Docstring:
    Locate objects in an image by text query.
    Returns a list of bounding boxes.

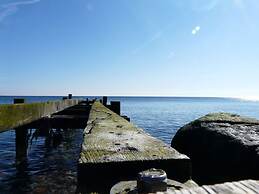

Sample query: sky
[0,0,259,98]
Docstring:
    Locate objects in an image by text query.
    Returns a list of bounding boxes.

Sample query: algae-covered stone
[171,113,259,184]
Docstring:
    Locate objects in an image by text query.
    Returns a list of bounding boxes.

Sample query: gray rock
[171,113,259,184]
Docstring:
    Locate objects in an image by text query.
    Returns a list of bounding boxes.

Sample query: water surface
[1,96,259,193]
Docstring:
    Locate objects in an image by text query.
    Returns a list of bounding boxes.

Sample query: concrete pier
[78,101,191,192]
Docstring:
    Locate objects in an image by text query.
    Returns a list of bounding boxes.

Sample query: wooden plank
[179,189,192,194]
[167,180,259,194]
[190,187,208,194]
[212,182,247,194]
[78,101,191,192]
[113,180,259,194]
[239,181,257,193]
[233,181,256,193]
[241,180,259,193]
[202,185,217,194]
[224,182,246,193]
[173,190,184,194]
[0,99,81,132]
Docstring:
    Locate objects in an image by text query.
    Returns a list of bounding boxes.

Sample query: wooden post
[110,101,120,115]
[15,127,28,163]
[13,98,25,104]
[14,99,28,163]
[68,94,72,99]
[103,96,107,106]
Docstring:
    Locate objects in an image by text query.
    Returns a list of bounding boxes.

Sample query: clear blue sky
[1,0,259,98]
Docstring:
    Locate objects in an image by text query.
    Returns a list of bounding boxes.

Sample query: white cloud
[0,0,40,22]
[192,26,201,35]
[0,6,17,22]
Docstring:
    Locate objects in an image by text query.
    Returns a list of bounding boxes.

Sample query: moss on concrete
[0,99,80,132]
[80,101,189,164]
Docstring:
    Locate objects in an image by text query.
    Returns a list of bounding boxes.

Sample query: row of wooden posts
[10,94,124,164]
[13,94,75,163]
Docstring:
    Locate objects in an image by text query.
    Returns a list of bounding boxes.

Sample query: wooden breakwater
[0,96,84,164]
[78,101,191,193]
[0,98,81,132]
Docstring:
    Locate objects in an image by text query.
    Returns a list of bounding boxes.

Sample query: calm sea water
[1,96,259,193]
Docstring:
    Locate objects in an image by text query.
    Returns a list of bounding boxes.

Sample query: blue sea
[1,96,259,193]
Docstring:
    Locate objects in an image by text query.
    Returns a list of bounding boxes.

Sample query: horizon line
[0,94,251,99]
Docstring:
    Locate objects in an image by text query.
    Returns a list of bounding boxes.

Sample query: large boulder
[171,113,259,184]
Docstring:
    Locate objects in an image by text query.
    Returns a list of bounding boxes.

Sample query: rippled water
[0,128,83,194]
[1,96,259,193]
[119,97,259,144]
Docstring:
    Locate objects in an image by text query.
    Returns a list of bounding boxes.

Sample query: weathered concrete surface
[78,102,191,193]
[171,113,259,184]
[0,99,81,132]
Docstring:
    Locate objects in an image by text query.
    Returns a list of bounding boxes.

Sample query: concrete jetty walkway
[78,101,191,192]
